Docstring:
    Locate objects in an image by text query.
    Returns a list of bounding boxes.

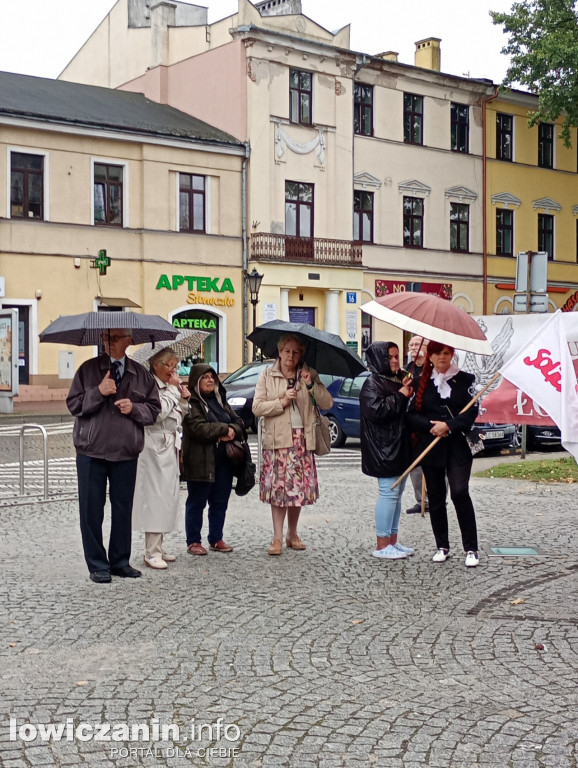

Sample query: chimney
[414,37,441,71]
[255,0,302,17]
[378,51,399,62]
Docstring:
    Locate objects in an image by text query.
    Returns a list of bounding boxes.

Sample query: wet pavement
[0,415,576,767]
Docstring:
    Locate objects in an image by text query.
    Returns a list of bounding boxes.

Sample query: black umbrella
[39,311,178,347]
[247,320,366,377]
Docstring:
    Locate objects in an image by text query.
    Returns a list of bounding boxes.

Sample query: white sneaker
[162,552,176,562]
[144,556,168,570]
[432,548,450,563]
[394,542,415,556]
[372,544,407,560]
[465,551,479,567]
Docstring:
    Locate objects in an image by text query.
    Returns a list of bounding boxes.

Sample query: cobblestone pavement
[1,443,577,767]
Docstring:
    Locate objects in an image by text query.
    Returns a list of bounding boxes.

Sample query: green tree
[491,0,578,146]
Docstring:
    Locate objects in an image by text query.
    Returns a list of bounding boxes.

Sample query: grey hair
[149,347,178,373]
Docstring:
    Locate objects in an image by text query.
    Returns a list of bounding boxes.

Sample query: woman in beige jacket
[252,334,333,555]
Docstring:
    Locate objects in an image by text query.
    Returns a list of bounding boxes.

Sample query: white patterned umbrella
[130,329,209,366]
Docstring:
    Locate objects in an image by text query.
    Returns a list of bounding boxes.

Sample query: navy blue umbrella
[247,320,365,377]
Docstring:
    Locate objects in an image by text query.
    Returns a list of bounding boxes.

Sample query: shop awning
[97,297,141,308]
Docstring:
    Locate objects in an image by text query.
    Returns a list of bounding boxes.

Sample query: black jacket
[360,342,410,478]
[181,363,244,483]
[407,369,478,468]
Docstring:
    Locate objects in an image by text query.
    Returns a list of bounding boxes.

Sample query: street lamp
[246,267,264,360]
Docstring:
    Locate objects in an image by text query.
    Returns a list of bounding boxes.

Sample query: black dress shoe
[406,503,422,514]
[110,565,142,578]
[90,570,112,584]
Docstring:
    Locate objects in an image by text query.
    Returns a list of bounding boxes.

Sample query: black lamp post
[246,267,264,360]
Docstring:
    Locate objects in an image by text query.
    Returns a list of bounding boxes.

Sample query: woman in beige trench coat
[132,348,190,569]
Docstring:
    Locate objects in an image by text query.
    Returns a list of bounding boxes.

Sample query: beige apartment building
[61,0,496,354]
[0,71,246,394]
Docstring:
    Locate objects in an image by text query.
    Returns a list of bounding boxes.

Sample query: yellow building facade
[0,72,247,395]
[485,91,578,315]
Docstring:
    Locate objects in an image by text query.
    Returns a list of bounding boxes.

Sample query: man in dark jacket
[67,329,161,583]
[360,342,414,560]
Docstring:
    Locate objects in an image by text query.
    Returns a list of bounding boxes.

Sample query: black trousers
[76,454,138,573]
[423,460,478,553]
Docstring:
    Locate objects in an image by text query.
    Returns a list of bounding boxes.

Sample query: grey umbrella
[39,311,178,346]
[247,320,366,377]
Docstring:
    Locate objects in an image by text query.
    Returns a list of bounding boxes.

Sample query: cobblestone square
[1,439,577,767]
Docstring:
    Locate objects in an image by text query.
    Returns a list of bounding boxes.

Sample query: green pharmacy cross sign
[91,250,111,275]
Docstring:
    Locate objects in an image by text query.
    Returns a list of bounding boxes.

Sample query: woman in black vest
[408,340,480,567]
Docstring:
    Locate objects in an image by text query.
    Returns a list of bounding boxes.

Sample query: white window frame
[6,146,50,221]
[176,172,211,234]
[91,157,129,228]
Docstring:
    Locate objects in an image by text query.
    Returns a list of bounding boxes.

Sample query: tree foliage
[491,0,578,146]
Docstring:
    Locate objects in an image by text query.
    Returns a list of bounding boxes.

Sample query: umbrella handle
[392,372,500,489]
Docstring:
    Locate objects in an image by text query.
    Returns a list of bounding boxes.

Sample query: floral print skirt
[260,428,319,507]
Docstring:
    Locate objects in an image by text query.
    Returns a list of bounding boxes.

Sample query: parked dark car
[513,424,562,450]
[475,422,517,452]
[321,372,369,447]
[222,360,275,432]
[223,360,340,433]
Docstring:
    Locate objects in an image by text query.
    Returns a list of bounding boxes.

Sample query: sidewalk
[0,399,72,425]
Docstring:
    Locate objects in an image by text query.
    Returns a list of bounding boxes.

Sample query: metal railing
[19,424,49,500]
[250,233,363,266]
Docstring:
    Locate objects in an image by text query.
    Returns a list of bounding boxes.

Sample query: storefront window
[171,309,219,374]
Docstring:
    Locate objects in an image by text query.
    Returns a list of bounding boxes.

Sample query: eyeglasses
[162,362,178,371]
[102,334,130,343]
[200,374,215,381]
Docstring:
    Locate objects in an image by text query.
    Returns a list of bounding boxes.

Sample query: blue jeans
[375,475,407,538]
[185,460,234,546]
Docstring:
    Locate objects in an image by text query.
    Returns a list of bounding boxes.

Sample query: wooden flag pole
[392,372,501,489]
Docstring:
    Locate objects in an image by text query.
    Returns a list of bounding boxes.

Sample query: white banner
[454,313,578,440]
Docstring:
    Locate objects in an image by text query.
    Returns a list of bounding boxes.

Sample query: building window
[538,123,554,168]
[285,181,313,237]
[354,83,373,136]
[451,103,469,153]
[353,190,374,242]
[179,174,206,232]
[289,69,312,126]
[403,196,424,247]
[496,208,513,256]
[94,163,123,226]
[450,203,469,252]
[496,113,513,161]
[10,152,44,219]
[538,213,554,260]
[404,94,423,145]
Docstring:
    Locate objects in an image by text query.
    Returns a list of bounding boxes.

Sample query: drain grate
[482,544,544,557]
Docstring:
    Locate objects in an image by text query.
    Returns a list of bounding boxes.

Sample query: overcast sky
[0,0,514,84]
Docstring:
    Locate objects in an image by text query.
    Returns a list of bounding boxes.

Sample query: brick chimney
[414,38,441,71]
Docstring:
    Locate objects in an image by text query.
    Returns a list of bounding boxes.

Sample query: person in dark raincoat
[360,341,415,560]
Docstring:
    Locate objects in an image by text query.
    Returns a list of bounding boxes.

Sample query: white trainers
[394,542,415,556]
[465,551,479,567]
[144,556,168,570]
[432,548,450,563]
[372,544,407,560]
